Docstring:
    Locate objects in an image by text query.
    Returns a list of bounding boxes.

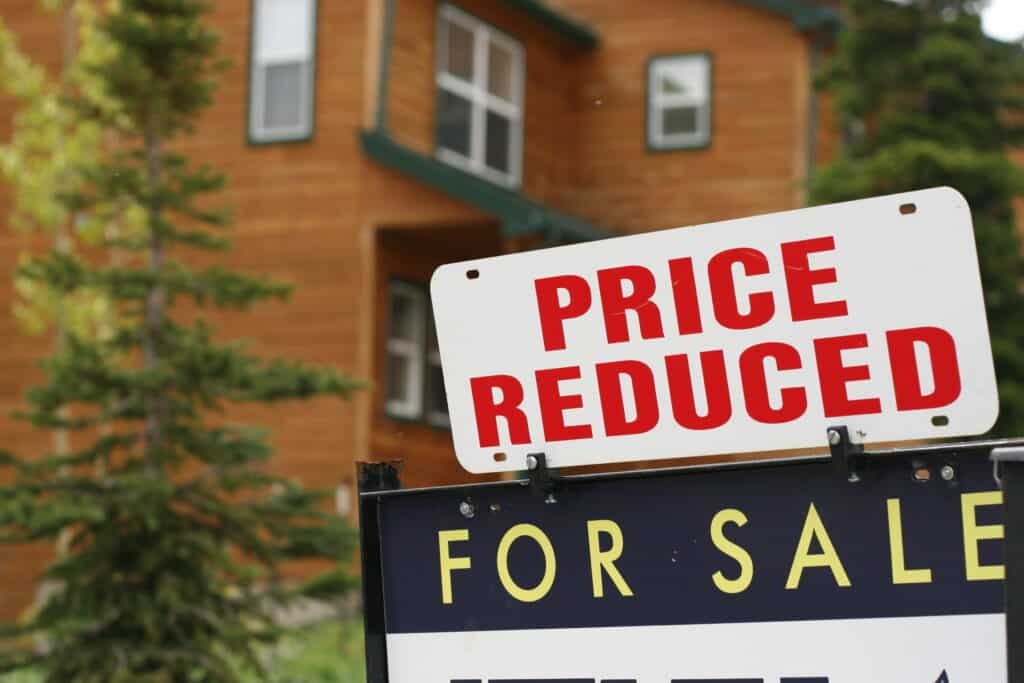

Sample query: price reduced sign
[430,188,999,473]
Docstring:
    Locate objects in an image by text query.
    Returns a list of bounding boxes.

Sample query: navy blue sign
[376,456,1004,635]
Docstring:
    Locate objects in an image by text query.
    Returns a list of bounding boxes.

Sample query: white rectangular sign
[431,187,998,473]
[387,617,1005,682]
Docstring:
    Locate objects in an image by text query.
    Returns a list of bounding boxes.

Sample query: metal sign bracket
[525,452,560,503]
[828,425,865,483]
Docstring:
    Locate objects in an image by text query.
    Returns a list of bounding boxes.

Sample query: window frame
[248,0,318,144]
[646,52,714,152]
[384,281,427,420]
[424,314,450,428]
[384,280,450,429]
[434,3,525,188]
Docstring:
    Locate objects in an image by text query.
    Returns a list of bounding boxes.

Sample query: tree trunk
[52,0,77,560]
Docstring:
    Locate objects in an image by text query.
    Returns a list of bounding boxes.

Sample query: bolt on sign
[359,445,1007,682]
[430,187,999,473]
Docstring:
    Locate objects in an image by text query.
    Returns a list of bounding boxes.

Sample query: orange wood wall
[0,0,837,621]
[558,0,815,232]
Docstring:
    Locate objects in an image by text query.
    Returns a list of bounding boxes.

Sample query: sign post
[994,447,1024,681]
[359,189,1019,682]
[359,439,1019,682]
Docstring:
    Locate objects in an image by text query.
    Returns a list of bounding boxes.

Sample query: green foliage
[0,0,137,341]
[0,1,362,681]
[0,619,367,683]
[811,0,1024,435]
[241,619,366,683]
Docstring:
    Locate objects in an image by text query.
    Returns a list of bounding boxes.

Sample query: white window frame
[425,333,449,428]
[249,0,317,143]
[647,53,713,151]
[385,282,427,420]
[435,4,525,188]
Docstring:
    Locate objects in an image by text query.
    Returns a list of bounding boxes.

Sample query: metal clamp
[357,460,402,493]
[525,453,560,503]
[991,446,1024,490]
[828,425,864,483]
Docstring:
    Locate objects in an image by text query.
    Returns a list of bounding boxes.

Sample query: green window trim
[503,0,835,44]
[502,0,600,50]
[360,130,608,244]
[375,0,398,131]
[739,0,842,33]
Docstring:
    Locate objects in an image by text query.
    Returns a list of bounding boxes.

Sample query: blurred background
[0,0,1022,680]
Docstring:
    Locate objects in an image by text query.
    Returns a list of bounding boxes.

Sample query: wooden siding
[170,0,370,502]
[0,0,839,621]
[557,0,815,232]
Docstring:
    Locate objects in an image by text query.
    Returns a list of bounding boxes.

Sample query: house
[0,0,841,620]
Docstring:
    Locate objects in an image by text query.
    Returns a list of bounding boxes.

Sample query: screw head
[459,501,476,519]
[526,454,539,471]
[828,429,842,446]
[940,465,956,481]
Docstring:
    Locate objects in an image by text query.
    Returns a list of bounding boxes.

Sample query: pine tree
[811,0,1024,436]
[0,1,360,681]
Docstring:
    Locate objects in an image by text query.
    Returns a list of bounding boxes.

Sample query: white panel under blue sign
[386,615,1004,682]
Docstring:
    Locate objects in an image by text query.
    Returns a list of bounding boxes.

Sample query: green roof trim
[361,130,608,243]
[502,0,600,50]
[740,0,842,32]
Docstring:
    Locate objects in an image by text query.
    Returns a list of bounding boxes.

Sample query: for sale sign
[370,451,1006,682]
[431,187,998,473]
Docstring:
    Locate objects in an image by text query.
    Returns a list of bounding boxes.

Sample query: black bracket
[991,446,1024,681]
[992,446,1024,490]
[357,460,402,494]
[828,425,865,483]
[525,452,560,503]
[355,460,401,683]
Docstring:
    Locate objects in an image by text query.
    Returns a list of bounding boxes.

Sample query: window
[647,53,712,151]
[385,282,449,427]
[436,5,524,187]
[425,315,449,427]
[250,0,316,143]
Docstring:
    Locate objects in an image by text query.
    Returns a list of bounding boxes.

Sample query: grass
[250,619,366,683]
[0,619,366,683]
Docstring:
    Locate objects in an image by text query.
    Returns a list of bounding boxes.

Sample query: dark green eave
[502,0,599,50]
[740,0,842,32]
[361,129,609,243]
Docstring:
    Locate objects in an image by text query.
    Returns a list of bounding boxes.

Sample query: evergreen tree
[811,0,1024,436]
[0,1,360,681]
